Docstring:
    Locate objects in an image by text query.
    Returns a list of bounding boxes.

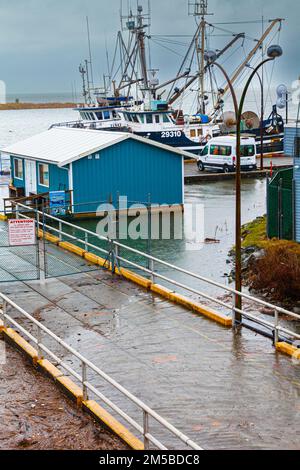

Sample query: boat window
[139,114,145,124]
[240,145,255,157]
[132,114,139,123]
[190,129,196,138]
[38,163,49,187]
[103,111,110,120]
[146,114,153,124]
[95,112,103,120]
[112,110,118,119]
[127,114,133,122]
[14,158,23,179]
[155,115,160,124]
[162,114,170,123]
[197,129,203,137]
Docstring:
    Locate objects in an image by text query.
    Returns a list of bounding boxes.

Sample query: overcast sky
[0,0,298,95]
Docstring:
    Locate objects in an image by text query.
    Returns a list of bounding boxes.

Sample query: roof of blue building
[2,128,196,166]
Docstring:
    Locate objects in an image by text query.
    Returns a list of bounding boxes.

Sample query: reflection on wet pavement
[2,267,299,450]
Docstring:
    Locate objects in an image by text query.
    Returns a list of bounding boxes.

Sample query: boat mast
[189,0,212,114]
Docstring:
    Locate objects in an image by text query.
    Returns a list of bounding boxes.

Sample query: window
[139,114,145,124]
[38,163,49,187]
[197,129,203,137]
[132,114,139,123]
[190,129,196,138]
[240,145,255,157]
[103,111,110,120]
[14,158,23,179]
[146,114,153,124]
[155,115,160,124]
[95,112,103,120]
[163,114,170,123]
[201,146,209,156]
[210,145,231,157]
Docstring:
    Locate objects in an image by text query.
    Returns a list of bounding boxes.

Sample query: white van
[197,136,257,173]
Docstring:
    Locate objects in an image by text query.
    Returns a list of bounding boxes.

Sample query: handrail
[13,202,300,342]
[0,292,202,451]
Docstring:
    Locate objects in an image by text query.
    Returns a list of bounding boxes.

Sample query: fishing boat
[53,0,286,157]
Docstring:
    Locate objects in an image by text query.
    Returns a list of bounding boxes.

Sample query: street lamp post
[245,64,264,170]
[205,45,283,326]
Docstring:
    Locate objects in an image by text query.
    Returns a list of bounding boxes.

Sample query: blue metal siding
[10,156,69,193]
[284,127,300,157]
[11,156,25,189]
[72,139,183,213]
[294,158,300,242]
[36,163,69,194]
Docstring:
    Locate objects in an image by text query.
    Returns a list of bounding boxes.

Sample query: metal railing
[10,202,300,345]
[0,292,202,451]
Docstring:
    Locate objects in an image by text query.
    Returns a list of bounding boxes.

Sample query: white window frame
[14,158,23,180]
[38,163,50,188]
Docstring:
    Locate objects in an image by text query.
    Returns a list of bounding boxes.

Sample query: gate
[0,216,40,282]
[267,168,294,240]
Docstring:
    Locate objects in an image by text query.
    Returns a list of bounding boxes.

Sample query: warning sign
[8,219,36,247]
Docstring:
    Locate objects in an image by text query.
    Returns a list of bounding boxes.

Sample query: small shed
[2,128,191,216]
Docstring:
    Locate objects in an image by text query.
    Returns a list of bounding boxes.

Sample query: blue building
[2,128,190,216]
[284,123,300,242]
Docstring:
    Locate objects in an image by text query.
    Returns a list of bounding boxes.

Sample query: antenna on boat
[188,0,213,115]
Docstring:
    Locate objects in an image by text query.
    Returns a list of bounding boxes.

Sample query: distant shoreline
[0,102,81,111]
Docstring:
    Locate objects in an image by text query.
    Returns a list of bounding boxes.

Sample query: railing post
[150,259,155,284]
[143,410,150,450]
[274,311,279,346]
[37,325,43,360]
[85,232,89,252]
[16,204,19,220]
[1,300,7,328]
[231,292,236,327]
[82,362,88,401]
[59,221,63,242]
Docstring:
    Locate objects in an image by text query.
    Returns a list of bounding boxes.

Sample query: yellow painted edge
[83,400,144,451]
[56,375,83,407]
[59,241,86,258]
[37,358,64,379]
[151,284,174,298]
[0,214,7,221]
[169,292,232,327]
[276,342,300,361]
[3,327,39,363]
[119,268,152,289]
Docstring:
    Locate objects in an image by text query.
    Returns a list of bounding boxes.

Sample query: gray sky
[0,0,298,94]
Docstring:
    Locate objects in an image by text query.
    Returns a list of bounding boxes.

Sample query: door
[25,160,37,196]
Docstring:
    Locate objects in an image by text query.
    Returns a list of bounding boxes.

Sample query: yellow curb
[119,268,152,289]
[276,342,300,361]
[83,400,144,451]
[44,233,60,245]
[169,292,232,327]
[151,284,174,299]
[56,375,83,407]
[59,241,86,257]
[37,359,64,380]
[84,252,102,265]
[3,327,39,363]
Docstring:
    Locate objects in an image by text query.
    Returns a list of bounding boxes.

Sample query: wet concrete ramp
[2,263,299,450]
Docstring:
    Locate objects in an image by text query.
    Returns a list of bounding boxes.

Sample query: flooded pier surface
[0,340,127,450]
[2,264,299,450]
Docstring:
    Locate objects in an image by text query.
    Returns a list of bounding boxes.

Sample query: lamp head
[267,45,283,59]
[204,50,217,64]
